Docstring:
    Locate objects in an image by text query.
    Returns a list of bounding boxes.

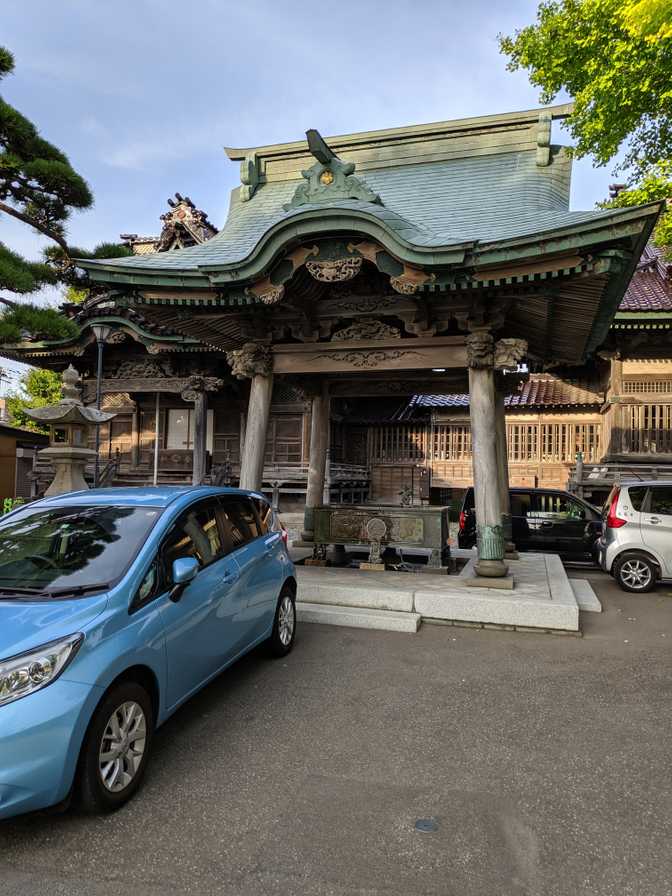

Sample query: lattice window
[431,424,472,461]
[370,425,427,462]
[571,423,601,462]
[507,423,539,462]
[265,416,303,465]
[623,380,672,394]
[626,404,672,453]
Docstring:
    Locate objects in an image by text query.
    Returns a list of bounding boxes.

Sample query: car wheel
[614,555,657,594]
[76,681,154,814]
[269,588,296,657]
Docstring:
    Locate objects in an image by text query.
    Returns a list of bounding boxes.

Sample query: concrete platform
[296,552,580,633]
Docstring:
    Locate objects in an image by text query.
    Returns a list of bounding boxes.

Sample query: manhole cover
[414,818,439,833]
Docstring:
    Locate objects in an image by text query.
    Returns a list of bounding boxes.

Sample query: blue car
[0,486,296,820]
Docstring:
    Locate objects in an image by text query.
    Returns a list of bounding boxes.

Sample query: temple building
[1,106,665,577]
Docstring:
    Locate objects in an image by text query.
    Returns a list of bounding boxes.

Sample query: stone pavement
[1,570,670,895]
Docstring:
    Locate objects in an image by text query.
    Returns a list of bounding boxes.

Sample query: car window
[649,486,672,516]
[219,497,261,549]
[253,498,273,535]
[133,561,160,609]
[626,486,649,512]
[0,504,162,594]
[510,493,533,518]
[532,493,585,520]
[163,500,223,579]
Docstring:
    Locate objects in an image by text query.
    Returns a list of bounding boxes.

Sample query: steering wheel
[25,554,59,570]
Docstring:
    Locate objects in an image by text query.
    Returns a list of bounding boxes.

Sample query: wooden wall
[0,434,17,499]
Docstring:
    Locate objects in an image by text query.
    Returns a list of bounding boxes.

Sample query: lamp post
[91,325,113,487]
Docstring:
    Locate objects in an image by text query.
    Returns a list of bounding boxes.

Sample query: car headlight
[0,634,83,708]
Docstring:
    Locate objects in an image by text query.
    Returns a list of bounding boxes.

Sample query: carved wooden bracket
[494,338,528,371]
[306,257,363,282]
[180,375,224,402]
[226,342,273,379]
[332,319,401,341]
[466,331,495,369]
[245,278,285,305]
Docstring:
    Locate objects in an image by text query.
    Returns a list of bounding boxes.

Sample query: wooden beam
[272,336,467,374]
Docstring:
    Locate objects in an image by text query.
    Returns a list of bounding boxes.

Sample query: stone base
[304,558,328,567]
[505,551,520,561]
[296,552,580,632]
[474,558,509,578]
[359,562,386,572]
[464,575,515,590]
[40,445,97,496]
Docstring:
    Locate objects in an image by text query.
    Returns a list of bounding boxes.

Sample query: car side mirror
[169,556,199,603]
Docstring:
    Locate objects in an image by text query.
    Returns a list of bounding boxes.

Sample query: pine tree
[0,47,130,340]
[0,47,92,297]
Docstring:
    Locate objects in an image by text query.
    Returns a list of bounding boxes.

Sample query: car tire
[76,681,154,815]
[268,588,296,657]
[614,554,657,594]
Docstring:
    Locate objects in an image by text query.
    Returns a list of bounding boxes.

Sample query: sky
[1,0,623,392]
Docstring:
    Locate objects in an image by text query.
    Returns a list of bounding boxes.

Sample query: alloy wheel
[98,700,147,793]
[620,559,652,591]
[278,595,295,646]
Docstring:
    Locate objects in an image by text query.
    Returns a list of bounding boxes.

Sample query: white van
[598,481,672,592]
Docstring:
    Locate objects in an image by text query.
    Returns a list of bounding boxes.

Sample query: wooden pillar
[494,375,515,554]
[192,391,208,486]
[226,344,274,492]
[466,333,527,578]
[240,372,273,490]
[131,403,140,468]
[180,378,218,487]
[303,384,330,539]
[607,354,625,457]
[468,332,507,578]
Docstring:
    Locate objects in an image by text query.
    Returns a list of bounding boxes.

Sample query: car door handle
[221,567,239,584]
[649,517,662,524]
[540,521,554,528]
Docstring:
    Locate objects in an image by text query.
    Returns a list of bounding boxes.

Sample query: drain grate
[414,818,439,833]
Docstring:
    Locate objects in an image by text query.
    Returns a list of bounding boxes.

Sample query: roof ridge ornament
[284,129,383,211]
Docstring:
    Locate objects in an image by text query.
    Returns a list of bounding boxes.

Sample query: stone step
[570,579,602,613]
[297,602,421,633]
[297,576,414,612]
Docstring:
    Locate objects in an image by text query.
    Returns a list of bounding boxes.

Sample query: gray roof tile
[91,148,619,274]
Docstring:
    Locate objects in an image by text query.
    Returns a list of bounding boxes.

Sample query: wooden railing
[98,449,121,487]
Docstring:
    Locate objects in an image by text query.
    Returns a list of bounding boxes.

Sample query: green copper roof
[79,106,659,285]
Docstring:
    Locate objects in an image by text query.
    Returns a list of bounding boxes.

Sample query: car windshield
[0,504,163,596]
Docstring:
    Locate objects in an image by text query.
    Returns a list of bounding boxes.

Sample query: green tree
[6,367,62,432]
[0,47,92,293]
[499,0,672,175]
[0,47,131,339]
[600,163,672,249]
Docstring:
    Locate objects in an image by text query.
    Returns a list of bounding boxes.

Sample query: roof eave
[74,201,662,292]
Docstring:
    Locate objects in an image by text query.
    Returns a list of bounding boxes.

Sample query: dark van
[457,487,602,560]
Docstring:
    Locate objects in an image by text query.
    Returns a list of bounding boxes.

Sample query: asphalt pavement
[1,569,671,896]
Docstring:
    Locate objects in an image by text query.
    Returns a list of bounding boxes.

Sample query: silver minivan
[598,481,672,592]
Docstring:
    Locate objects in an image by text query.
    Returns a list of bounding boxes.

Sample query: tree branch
[0,200,70,254]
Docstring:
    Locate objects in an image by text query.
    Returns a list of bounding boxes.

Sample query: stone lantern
[27,365,117,496]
